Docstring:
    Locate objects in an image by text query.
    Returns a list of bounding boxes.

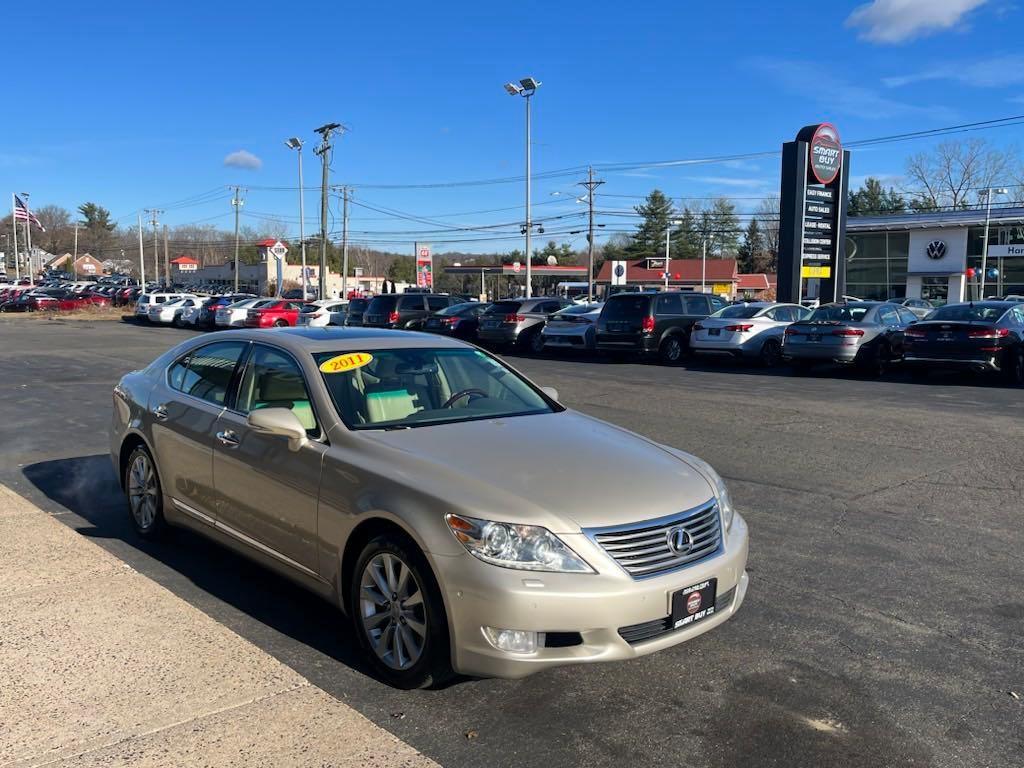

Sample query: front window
[236,345,319,434]
[315,347,557,430]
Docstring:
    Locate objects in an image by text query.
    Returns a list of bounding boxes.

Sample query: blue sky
[4,0,1023,253]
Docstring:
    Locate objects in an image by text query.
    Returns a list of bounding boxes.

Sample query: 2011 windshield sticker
[319,352,373,373]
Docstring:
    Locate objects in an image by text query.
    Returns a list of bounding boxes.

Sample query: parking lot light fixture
[664,220,681,291]
[506,76,541,297]
[285,138,308,300]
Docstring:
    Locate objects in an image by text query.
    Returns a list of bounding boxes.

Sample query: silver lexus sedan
[110,328,748,688]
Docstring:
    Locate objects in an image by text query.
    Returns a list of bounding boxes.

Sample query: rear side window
[348,298,369,312]
[878,307,899,325]
[656,294,683,314]
[426,296,448,311]
[399,296,426,311]
[603,296,650,319]
[898,308,918,325]
[169,341,249,406]
[367,295,399,314]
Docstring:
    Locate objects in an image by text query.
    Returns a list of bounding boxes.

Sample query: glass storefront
[844,231,909,300]
[966,224,1024,299]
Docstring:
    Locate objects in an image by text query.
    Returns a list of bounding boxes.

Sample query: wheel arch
[117,432,151,491]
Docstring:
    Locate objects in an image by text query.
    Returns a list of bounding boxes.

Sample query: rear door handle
[216,430,240,447]
[152,405,169,421]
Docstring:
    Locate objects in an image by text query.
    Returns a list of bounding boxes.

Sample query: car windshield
[315,347,556,430]
[809,305,870,322]
[554,304,600,316]
[436,302,478,316]
[484,300,522,316]
[603,295,650,319]
[929,303,1009,322]
[712,305,762,319]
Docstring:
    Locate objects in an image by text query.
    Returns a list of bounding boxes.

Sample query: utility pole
[163,225,169,287]
[145,209,163,287]
[10,194,19,282]
[314,122,344,299]
[230,187,244,292]
[137,214,145,287]
[341,185,350,299]
[578,166,604,301]
[73,224,79,260]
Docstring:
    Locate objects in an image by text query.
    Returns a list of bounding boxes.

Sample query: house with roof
[595,257,740,298]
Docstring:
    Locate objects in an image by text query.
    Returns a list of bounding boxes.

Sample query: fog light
[482,627,537,654]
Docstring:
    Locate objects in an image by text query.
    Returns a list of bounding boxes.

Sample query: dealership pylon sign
[777,123,851,304]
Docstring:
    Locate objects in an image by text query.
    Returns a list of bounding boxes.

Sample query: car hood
[357,410,715,532]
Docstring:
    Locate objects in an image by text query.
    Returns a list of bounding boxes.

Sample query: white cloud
[846,0,988,44]
[223,149,262,170]
[884,54,1024,88]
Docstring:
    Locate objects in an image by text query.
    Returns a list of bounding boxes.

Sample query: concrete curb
[0,484,438,768]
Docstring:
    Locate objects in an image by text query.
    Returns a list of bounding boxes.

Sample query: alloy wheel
[760,339,782,367]
[661,337,682,363]
[529,331,545,354]
[127,453,158,530]
[359,553,427,671]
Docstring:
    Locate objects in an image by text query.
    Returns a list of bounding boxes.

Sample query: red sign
[415,243,432,289]
[686,591,702,614]
[807,123,842,185]
[512,261,521,274]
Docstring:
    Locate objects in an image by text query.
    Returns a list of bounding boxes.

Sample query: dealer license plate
[670,578,718,630]
[808,333,822,342]
[708,328,721,336]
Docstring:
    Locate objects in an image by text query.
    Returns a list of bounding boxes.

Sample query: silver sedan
[110,328,748,688]
[690,302,810,367]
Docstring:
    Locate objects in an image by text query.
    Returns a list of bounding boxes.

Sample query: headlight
[682,455,735,532]
[445,514,594,573]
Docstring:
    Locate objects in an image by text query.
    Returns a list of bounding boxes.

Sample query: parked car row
[0,285,112,312]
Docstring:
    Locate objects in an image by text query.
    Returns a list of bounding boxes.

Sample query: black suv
[362,293,459,329]
[595,291,726,363]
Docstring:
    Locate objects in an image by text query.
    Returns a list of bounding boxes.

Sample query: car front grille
[618,586,736,645]
[588,500,722,579]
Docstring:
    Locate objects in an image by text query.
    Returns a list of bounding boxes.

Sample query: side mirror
[541,386,559,402]
[247,407,309,452]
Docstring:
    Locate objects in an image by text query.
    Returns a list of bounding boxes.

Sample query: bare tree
[904,139,1019,210]
[755,194,780,271]
[34,206,74,255]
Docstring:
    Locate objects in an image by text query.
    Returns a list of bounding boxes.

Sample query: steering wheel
[441,388,488,409]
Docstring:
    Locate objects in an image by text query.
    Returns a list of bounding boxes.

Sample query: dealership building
[844,206,1024,303]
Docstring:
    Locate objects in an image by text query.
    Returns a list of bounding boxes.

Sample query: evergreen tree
[671,208,701,258]
[848,177,907,216]
[737,218,764,274]
[626,190,675,258]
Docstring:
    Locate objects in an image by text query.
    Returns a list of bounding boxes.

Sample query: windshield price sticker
[319,352,373,373]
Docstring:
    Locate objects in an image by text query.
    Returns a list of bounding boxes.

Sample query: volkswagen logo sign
[614,264,625,278]
[926,240,946,260]
[667,526,693,556]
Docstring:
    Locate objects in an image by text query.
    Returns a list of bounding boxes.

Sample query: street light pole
[702,238,708,293]
[979,187,1008,300]
[285,138,308,299]
[664,219,682,291]
[505,77,541,298]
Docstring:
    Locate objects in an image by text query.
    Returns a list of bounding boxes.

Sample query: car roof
[225,326,468,353]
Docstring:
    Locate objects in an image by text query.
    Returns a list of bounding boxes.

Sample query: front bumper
[431,512,749,679]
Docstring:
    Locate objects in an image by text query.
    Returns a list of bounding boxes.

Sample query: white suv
[135,293,191,320]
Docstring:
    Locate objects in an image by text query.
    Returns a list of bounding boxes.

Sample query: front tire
[1005,346,1024,386]
[273,319,288,327]
[349,534,452,689]
[124,446,165,538]
[528,329,546,355]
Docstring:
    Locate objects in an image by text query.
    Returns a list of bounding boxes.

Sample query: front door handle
[216,430,240,447]
[152,404,169,421]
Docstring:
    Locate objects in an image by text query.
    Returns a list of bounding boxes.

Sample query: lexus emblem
[667,526,692,556]
[926,240,946,260]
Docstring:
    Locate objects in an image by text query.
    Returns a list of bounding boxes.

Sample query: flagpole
[25,208,33,280]
[10,193,19,282]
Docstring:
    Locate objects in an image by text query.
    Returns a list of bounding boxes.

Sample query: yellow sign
[319,352,373,374]
[801,265,832,279]
[712,283,731,295]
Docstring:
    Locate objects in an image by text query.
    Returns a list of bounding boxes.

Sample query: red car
[244,299,307,328]
[29,290,111,311]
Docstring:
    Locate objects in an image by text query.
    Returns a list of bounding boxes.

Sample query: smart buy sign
[808,123,842,185]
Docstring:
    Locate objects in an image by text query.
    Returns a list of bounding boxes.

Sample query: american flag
[13,195,45,231]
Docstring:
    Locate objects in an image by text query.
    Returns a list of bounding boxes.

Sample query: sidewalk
[0,484,438,768]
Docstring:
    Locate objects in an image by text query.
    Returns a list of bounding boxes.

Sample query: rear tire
[124,446,166,539]
[659,335,684,365]
[349,534,453,689]
[857,343,889,377]
[528,330,546,355]
[273,319,288,327]
[759,338,783,368]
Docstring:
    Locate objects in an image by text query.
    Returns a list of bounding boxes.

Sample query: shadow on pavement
[21,454,376,681]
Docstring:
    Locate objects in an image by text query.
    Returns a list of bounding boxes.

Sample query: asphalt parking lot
[2,317,1022,768]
